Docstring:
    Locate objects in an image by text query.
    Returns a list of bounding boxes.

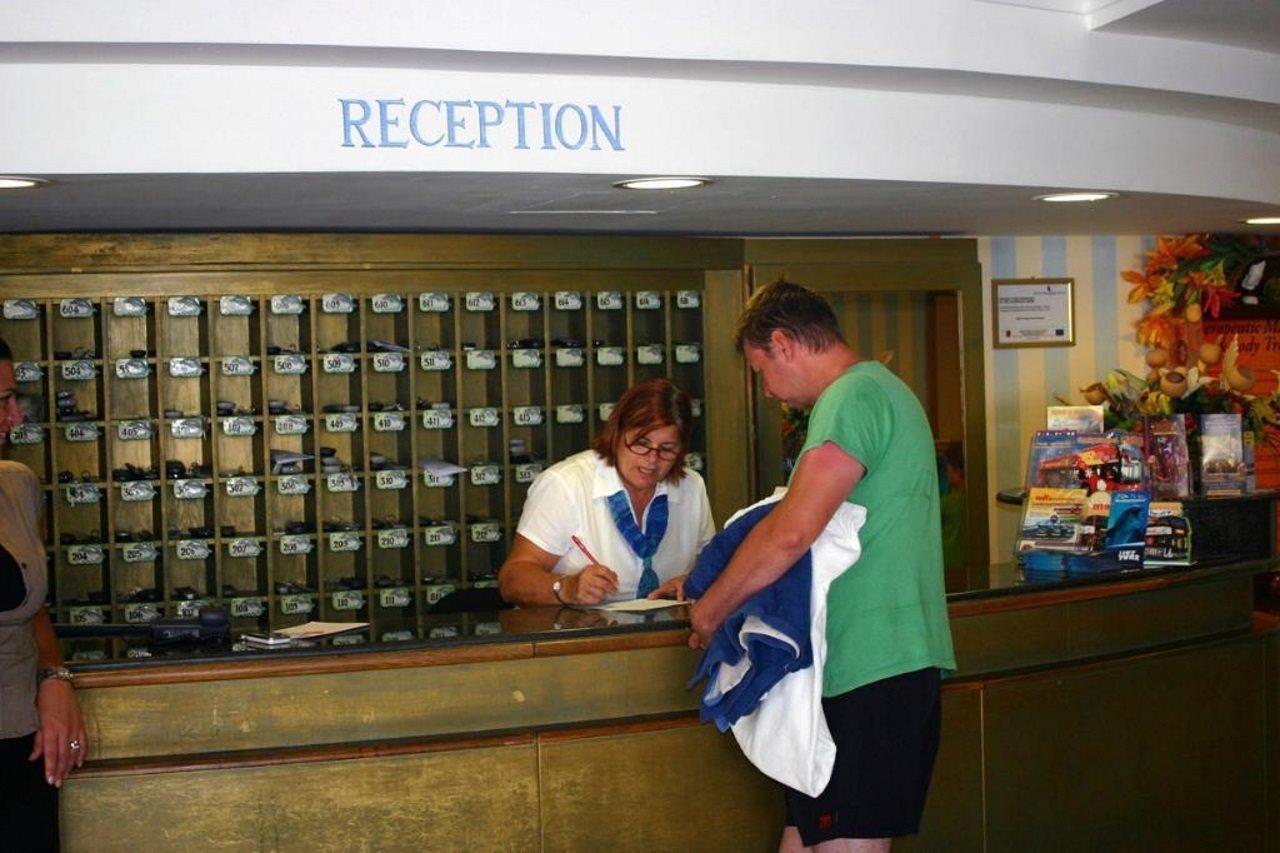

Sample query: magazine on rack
[1065,490,1151,575]
[1025,431,1081,490]
[1017,487,1088,553]
[1030,432,1145,495]
[1144,501,1191,565]
[1143,416,1191,500]
[1199,414,1246,496]
[1046,405,1105,434]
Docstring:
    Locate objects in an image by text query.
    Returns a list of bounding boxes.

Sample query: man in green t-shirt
[690,280,956,851]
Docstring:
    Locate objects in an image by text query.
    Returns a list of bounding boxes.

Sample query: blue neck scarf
[605,490,669,599]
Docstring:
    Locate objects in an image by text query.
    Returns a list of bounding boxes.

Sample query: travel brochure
[1018,487,1152,575]
[1026,431,1145,494]
[1144,502,1191,565]
[1017,487,1087,554]
[1045,405,1105,434]
[1143,416,1191,499]
[1199,413,1246,496]
[1017,406,1209,576]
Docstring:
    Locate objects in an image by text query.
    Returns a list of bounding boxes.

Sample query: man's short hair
[734,279,844,353]
[0,337,12,362]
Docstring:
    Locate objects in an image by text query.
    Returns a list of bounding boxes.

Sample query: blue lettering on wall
[474,101,504,149]
[537,103,556,151]
[504,100,535,150]
[377,99,408,148]
[409,100,444,146]
[444,100,474,149]
[339,96,623,152]
[555,104,588,150]
[339,99,375,148]
[589,105,623,151]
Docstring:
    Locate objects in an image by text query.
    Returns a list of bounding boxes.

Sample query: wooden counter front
[61,560,1280,852]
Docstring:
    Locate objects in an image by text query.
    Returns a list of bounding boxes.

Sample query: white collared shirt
[516,450,715,601]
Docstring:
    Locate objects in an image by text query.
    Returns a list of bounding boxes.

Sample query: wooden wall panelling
[314,294,358,616]
[364,294,415,609]
[1268,630,1280,851]
[357,295,375,611]
[498,292,516,562]
[105,297,162,617]
[79,645,701,760]
[219,297,266,608]
[63,740,543,853]
[504,291,548,573]
[99,299,122,617]
[583,294,598,450]
[896,687,985,853]
[445,300,467,593]
[456,289,501,587]
[0,252,746,630]
[949,571,1254,678]
[207,299,228,607]
[981,636,1268,852]
[538,720,785,853]
[701,269,748,523]
[256,298,277,615]
[0,233,743,273]
[154,302,173,612]
[546,287,590,461]
[39,304,59,602]
[298,298,322,617]
[405,292,425,599]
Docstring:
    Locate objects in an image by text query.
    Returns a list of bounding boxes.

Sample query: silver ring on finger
[69,739,82,751]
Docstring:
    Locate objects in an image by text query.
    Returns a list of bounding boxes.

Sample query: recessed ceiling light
[1033,191,1118,203]
[1241,216,1280,226]
[613,177,710,191]
[509,209,658,215]
[0,176,48,190]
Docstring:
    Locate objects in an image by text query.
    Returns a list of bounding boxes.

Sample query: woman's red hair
[591,378,694,482]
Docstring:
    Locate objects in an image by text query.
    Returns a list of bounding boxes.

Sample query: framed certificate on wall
[992,277,1075,348]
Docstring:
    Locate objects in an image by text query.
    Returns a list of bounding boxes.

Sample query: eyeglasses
[625,437,680,461]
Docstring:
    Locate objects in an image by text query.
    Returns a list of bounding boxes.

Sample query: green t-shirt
[796,361,956,695]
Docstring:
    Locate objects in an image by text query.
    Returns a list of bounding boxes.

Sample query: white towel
[717,489,865,797]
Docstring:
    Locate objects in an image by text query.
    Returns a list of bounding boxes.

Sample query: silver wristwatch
[37,666,75,686]
[552,577,567,605]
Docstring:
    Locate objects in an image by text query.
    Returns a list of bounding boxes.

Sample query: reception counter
[61,557,1280,852]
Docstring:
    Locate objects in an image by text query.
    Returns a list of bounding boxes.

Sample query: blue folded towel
[686,501,813,731]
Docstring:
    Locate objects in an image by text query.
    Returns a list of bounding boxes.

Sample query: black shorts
[785,666,942,844]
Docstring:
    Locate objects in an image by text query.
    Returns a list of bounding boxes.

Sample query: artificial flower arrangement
[1077,234,1280,441]
[780,403,810,477]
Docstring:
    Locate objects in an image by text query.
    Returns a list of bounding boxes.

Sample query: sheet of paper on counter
[276,621,370,638]
[589,599,689,613]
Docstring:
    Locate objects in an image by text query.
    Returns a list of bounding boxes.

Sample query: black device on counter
[55,605,230,644]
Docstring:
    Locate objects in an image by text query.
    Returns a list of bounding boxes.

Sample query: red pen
[571,535,601,565]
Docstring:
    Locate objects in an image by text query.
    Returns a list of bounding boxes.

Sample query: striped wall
[977,235,1154,565]
[834,291,933,421]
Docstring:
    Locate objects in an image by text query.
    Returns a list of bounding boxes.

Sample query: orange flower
[1123,269,1160,303]
[1145,234,1210,275]
[1136,312,1177,349]
[1202,281,1239,318]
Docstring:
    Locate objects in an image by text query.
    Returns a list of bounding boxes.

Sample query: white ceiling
[1091,0,1280,54]
[985,0,1280,54]
[0,0,1276,237]
[1,172,1274,237]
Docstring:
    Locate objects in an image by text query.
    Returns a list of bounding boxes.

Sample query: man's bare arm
[690,441,863,646]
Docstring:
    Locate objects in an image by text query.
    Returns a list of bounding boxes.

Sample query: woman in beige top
[0,336,87,851]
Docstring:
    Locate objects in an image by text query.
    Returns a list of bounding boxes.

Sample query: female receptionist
[498,378,714,606]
